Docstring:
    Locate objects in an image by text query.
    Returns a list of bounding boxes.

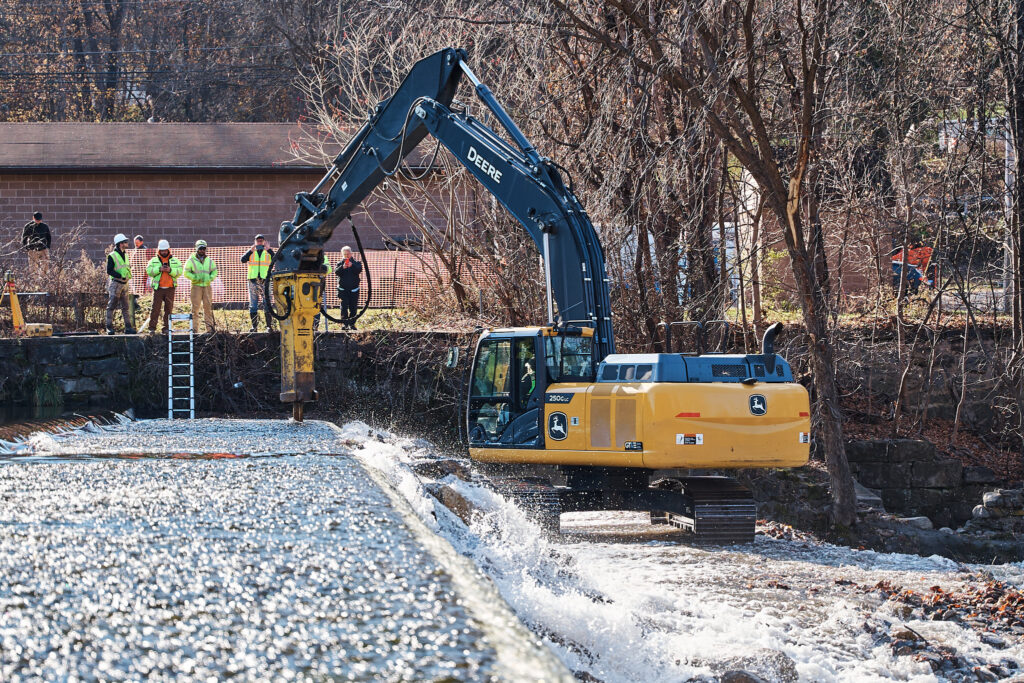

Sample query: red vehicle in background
[892,244,936,295]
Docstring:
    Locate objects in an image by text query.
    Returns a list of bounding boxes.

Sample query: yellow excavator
[270,48,810,542]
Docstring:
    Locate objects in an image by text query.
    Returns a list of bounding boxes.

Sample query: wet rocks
[711,649,798,683]
[0,335,147,408]
[412,458,472,482]
[966,487,1024,535]
[898,516,934,530]
[424,483,477,526]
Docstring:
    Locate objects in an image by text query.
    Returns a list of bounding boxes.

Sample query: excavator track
[651,477,756,545]
[492,476,562,535]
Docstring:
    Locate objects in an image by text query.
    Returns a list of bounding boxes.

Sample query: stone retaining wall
[0,335,148,409]
[0,332,470,432]
[845,438,1000,527]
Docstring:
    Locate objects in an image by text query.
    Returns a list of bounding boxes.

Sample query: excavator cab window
[468,340,512,442]
[468,335,545,447]
[544,335,595,384]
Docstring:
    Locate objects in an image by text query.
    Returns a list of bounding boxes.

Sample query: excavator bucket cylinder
[274,272,321,419]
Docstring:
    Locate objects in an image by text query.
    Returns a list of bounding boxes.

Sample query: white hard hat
[113,233,129,244]
[157,239,170,250]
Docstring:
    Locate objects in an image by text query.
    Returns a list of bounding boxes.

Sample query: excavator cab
[467,327,593,448]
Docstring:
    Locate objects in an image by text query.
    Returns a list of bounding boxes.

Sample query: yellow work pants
[190,284,215,332]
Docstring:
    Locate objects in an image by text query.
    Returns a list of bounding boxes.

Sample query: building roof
[0,122,324,172]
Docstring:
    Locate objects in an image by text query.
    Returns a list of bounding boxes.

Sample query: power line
[0,44,288,58]
[0,65,294,77]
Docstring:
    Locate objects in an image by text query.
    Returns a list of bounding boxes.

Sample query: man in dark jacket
[22,212,51,277]
[335,245,363,330]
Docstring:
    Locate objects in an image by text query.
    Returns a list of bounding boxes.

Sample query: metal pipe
[543,229,554,325]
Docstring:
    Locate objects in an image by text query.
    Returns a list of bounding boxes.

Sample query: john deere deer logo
[548,411,568,440]
[749,394,767,416]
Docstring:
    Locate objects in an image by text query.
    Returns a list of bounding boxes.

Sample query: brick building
[0,122,427,261]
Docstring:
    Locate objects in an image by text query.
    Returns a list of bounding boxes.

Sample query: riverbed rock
[413,458,472,482]
[720,672,768,683]
[983,491,1006,508]
[424,483,477,526]
[713,648,798,683]
[898,516,934,530]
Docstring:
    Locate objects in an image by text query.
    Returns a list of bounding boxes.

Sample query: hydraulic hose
[262,225,302,322]
[319,221,373,326]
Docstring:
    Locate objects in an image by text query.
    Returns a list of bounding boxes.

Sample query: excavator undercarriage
[487,465,757,544]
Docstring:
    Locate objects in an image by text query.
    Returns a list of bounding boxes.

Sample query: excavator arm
[274,47,613,419]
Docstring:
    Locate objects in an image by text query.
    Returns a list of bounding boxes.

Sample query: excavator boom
[273,48,614,417]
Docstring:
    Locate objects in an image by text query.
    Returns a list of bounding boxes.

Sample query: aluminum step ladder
[168,313,195,419]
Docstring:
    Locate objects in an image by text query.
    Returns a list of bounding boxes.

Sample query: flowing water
[4,417,1024,682]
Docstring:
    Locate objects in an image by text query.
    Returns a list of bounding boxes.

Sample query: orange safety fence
[126,246,476,309]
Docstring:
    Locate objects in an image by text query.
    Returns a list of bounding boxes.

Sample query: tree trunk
[780,199,857,527]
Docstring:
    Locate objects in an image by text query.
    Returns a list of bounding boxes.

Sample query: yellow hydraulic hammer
[273,271,321,421]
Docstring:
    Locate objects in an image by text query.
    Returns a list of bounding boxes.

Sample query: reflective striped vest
[109,250,131,281]
[248,248,272,280]
[185,254,218,286]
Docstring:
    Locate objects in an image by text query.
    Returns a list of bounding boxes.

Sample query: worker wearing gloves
[184,240,218,333]
[105,234,136,335]
[335,246,363,330]
[241,234,274,333]
[145,239,182,333]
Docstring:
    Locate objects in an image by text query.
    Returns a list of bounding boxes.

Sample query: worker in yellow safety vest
[184,239,218,333]
[145,239,183,333]
[105,233,136,335]
[241,233,274,332]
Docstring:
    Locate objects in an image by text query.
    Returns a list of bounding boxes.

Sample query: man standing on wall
[335,245,363,330]
[21,212,51,278]
[146,239,182,333]
[105,234,136,335]
[184,240,218,333]
[241,234,274,333]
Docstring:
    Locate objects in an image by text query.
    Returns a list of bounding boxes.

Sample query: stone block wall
[0,331,470,431]
[0,335,150,409]
[846,439,999,527]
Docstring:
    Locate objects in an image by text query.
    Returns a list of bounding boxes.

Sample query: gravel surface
[25,418,340,457]
[0,419,568,681]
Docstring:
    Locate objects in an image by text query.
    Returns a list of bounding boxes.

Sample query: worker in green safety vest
[241,234,274,332]
[105,233,136,335]
[184,239,218,333]
[145,239,183,334]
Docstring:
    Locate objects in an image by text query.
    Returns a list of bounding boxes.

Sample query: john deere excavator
[271,47,810,543]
